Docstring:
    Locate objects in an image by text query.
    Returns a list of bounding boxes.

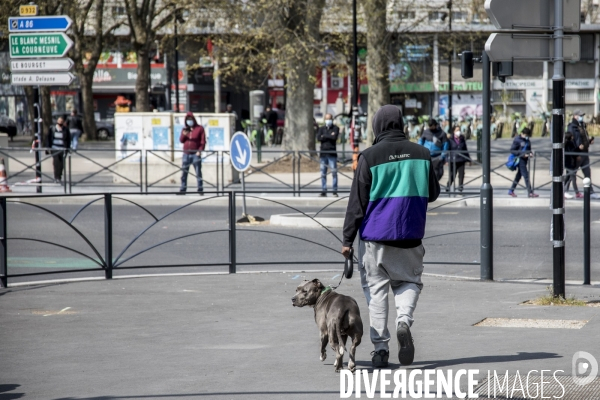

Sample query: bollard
[229,192,237,273]
[0,197,7,288]
[104,193,113,279]
[583,177,591,285]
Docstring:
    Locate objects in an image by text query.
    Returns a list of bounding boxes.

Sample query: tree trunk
[41,86,53,142]
[135,47,151,112]
[283,61,315,151]
[364,0,390,146]
[24,86,35,139]
[80,73,97,140]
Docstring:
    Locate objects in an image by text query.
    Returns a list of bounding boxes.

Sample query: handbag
[506,153,520,171]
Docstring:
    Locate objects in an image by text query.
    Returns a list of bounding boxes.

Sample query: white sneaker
[564,192,574,199]
[591,193,600,200]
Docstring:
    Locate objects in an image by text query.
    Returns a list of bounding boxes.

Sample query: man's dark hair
[428,119,438,127]
[522,128,532,136]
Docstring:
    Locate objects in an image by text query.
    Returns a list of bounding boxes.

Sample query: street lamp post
[174,9,180,112]
[447,0,453,127]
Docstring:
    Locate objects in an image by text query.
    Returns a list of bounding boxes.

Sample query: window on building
[492,91,526,103]
[111,6,126,16]
[580,34,594,61]
[428,11,447,22]
[399,11,416,20]
[566,89,594,102]
[452,11,467,22]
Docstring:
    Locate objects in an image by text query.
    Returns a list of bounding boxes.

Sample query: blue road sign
[230,132,252,172]
[9,16,73,33]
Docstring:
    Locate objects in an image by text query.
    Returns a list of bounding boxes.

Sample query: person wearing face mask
[46,116,71,184]
[316,113,340,197]
[508,127,538,198]
[446,126,471,192]
[179,112,206,195]
[568,110,599,199]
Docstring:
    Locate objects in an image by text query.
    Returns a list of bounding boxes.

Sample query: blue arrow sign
[230,132,252,172]
[8,16,73,33]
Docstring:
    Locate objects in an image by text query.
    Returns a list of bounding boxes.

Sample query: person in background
[508,127,538,198]
[179,112,206,195]
[563,131,580,199]
[68,110,83,150]
[446,125,471,192]
[418,119,448,181]
[316,113,340,197]
[47,116,71,184]
[568,110,599,199]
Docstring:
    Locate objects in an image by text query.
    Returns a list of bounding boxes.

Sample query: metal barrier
[296,150,355,195]
[0,147,66,192]
[0,190,483,287]
[68,149,143,193]
[3,147,599,195]
[145,150,219,192]
[222,150,296,193]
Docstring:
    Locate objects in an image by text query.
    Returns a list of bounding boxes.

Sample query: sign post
[7,7,75,194]
[484,0,579,298]
[230,132,263,223]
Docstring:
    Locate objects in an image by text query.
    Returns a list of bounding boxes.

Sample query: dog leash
[332,248,354,290]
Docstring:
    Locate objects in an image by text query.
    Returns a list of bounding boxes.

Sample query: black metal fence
[3,147,599,195]
[0,191,481,287]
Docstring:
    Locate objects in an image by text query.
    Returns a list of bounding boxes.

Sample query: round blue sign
[230,131,252,172]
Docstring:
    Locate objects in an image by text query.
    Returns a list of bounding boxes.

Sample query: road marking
[331,274,340,280]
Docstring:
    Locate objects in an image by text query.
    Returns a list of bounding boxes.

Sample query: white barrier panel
[114,112,173,162]
[173,113,234,163]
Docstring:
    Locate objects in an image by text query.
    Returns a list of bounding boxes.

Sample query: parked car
[52,112,114,140]
[0,115,17,141]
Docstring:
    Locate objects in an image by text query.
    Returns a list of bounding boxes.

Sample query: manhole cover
[474,318,588,329]
[474,375,600,399]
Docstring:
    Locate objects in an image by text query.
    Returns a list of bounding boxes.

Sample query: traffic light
[461,51,473,79]
[492,62,513,83]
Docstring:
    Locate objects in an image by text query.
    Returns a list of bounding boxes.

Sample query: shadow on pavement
[52,392,341,399]
[411,351,561,369]
[0,384,24,400]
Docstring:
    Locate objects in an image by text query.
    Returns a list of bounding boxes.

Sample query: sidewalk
[1,273,599,399]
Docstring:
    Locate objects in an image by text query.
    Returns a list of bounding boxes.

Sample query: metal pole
[174,15,180,112]
[583,177,591,285]
[33,87,42,193]
[0,197,7,288]
[352,0,358,110]
[229,192,236,273]
[104,193,113,280]
[241,171,247,216]
[63,150,67,194]
[448,0,453,127]
[351,0,360,173]
[552,0,566,298]
[480,50,493,281]
[68,152,72,194]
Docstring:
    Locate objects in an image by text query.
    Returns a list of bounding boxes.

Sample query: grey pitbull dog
[292,279,363,372]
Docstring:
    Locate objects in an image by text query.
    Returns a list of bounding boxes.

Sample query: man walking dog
[342,105,440,368]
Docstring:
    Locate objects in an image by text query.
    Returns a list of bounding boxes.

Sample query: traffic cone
[0,158,12,193]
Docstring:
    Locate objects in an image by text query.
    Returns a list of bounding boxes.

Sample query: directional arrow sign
[485,0,580,32]
[230,131,252,172]
[9,32,73,58]
[8,15,73,32]
[485,33,580,62]
[11,72,76,86]
[10,58,74,72]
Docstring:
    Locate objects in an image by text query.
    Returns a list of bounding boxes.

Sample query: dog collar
[321,286,332,294]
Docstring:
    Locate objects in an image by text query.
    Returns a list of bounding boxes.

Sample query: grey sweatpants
[358,240,424,352]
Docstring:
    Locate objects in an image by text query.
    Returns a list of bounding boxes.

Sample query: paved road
[1,273,599,399]
[6,200,600,285]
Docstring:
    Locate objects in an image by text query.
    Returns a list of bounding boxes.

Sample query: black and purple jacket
[343,106,440,248]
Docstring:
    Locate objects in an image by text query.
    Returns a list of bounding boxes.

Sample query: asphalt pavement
[1,272,599,399]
